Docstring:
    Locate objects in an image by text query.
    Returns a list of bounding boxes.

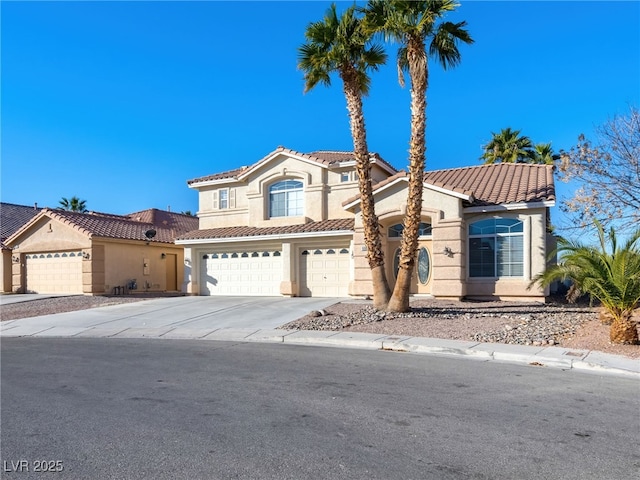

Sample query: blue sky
[2,1,638,231]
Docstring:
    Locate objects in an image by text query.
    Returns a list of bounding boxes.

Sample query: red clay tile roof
[177,218,354,241]
[1,202,42,248]
[187,146,397,185]
[425,163,555,206]
[343,163,555,207]
[127,208,199,234]
[6,208,198,246]
[186,166,250,185]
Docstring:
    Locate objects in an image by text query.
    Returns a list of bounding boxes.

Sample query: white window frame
[269,180,303,218]
[468,218,524,278]
[212,188,236,210]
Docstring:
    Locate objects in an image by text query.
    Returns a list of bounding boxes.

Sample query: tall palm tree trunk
[343,76,391,309]
[387,39,427,313]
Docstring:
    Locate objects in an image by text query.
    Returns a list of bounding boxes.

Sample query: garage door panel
[200,250,282,296]
[300,247,350,297]
[25,251,83,294]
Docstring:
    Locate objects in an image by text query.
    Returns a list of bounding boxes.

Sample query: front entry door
[389,240,433,295]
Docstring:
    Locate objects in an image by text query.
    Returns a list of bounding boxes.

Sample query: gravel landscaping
[2,294,638,359]
[281,298,640,359]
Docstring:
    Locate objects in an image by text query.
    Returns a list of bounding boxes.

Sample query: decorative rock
[284,302,597,345]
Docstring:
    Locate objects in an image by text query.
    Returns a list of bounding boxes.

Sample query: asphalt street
[2,337,639,480]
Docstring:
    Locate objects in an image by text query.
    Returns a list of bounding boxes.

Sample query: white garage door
[300,247,350,297]
[25,251,83,294]
[200,250,282,296]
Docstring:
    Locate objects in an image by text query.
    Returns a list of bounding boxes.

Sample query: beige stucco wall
[189,154,553,302]
[198,182,249,229]
[7,216,185,295]
[347,182,551,301]
[97,240,185,294]
[11,217,91,252]
[1,250,12,293]
[195,153,369,230]
[349,182,466,298]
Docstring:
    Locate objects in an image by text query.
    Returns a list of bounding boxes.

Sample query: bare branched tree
[558,105,640,233]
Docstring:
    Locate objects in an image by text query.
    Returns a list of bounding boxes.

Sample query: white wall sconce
[442,246,454,258]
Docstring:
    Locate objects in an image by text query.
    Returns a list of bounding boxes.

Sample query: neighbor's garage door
[25,251,83,294]
[200,250,282,296]
[300,247,350,297]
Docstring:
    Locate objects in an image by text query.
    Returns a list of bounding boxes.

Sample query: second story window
[212,188,235,210]
[219,189,228,209]
[269,180,303,218]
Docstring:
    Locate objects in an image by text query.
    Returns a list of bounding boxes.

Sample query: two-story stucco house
[177,146,555,301]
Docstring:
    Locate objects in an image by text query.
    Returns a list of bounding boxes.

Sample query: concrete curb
[1,325,638,378]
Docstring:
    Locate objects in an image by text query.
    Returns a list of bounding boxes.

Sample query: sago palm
[298,4,391,308]
[364,0,473,312]
[532,221,640,344]
[480,127,533,164]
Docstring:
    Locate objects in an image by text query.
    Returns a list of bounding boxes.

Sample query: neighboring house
[177,146,555,301]
[5,208,198,295]
[1,202,43,292]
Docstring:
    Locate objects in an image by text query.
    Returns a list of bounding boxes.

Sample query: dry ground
[1,294,638,359]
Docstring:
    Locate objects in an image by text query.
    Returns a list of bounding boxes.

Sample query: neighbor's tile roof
[425,163,555,206]
[187,146,397,185]
[7,208,198,246]
[1,202,42,249]
[178,218,354,241]
[127,208,199,234]
[343,163,555,207]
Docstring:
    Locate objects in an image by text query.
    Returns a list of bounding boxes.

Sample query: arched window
[388,222,432,238]
[469,218,524,278]
[269,180,303,218]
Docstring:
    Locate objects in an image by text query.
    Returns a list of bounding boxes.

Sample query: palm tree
[364,0,473,312]
[530,142,560,165]
[532,221,640,345]
[299,4,391,308]
[59,196,87,212]
[480,127,533,164]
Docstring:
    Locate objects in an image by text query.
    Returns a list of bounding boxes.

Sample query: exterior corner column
[279,242,297,297]
[182,247,197,294]
[431,218,467,300]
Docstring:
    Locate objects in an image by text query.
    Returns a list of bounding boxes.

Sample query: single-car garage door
[25,251,83,294]
[300,247,350,297]
[200,250,282,296]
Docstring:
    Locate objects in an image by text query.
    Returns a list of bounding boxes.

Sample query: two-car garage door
[25,251,83,294]
[200,250,283,296]
[199,246,350,297]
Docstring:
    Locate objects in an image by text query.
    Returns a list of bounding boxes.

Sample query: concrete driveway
[0,296,342,339]
[0,294,75,305]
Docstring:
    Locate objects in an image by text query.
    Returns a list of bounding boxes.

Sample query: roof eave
[176,229,354,245]
[343,177,473,210]
[236,148,330,181]
[464,200,556,214]
[188,177,241,189]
